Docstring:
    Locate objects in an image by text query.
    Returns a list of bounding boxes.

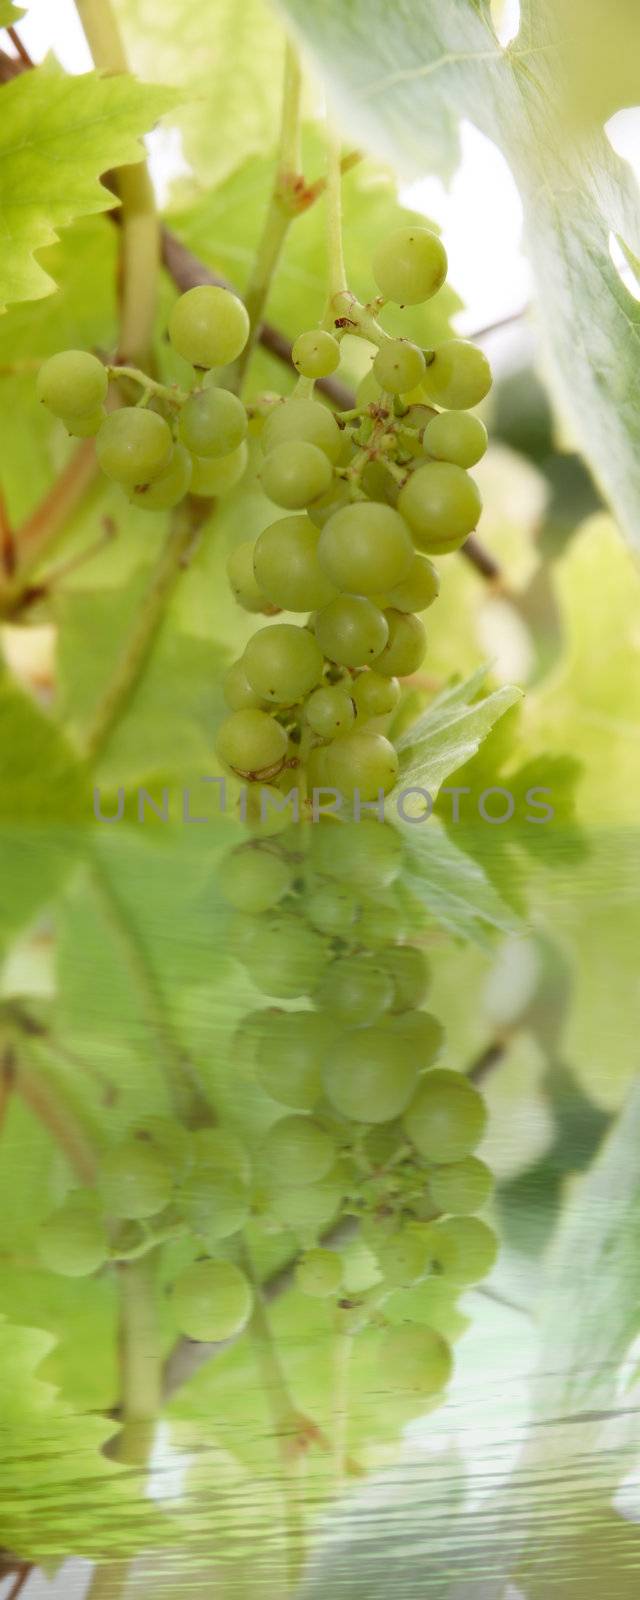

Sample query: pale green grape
[62,407,106,438]
[171,1259,252,1342]
[374,1226,430,1287]
[128,443,192,510]
[168,285,249,368]
[423,339,492,409]
[226,541,271,614]
[305,684,356,739]
[292,330,340,378]
[96,408,172,487]
[429,1216,498,1284]
[318,502,414,595]
[352,671,401,720]
[322,1026,417,1122]
[189,440,248,496]
[296,1247,343,1297]
[262,398,341,463]
[215,707,288,780]
[398,462,482,554]
[259,440,333,509]
[429,1156,494,1216]
[38,1201,108,1278]
[223,659,265,710]
[305,882,360,937]
[243,622,323,704]
[255,1009,336,1110]
[240,914,328,997]
[388,1010,444,1070]
[323,729,399,800]
[379,1324,452,1395]
[360,458,400,508]
[259,1115,335,1185]
[218,844,292,912]
[179,385,247,456]
[372,227,448,305]
[316,595,388,668]
[309,818,403,892]
[192,1127,252,1185]
[37,349,108,418]
[375,609,427,676]
[313,952,394,1025]
[307,478,352,529]
[403,1069,487,1162]
[253,515,337,611]
[99,1138,173,1219]
[373,339,426,394]
[381,944,430,1012]
[385,554,439,613]
[424,410,488,467]
[179,1170,249,1243]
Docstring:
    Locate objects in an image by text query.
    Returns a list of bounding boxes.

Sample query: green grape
[62,407,106,438]
[243,622,323,704]
[135,1116,191,1179]
[313,952,394,1025]
[307,478,352,529]
[422,339,492,410]
[99,1138,173,1219]
[322,1026,417,1123]
[379,1323,453,1395]
[38,1201,108,1278]
[189,440,248,496]
[375,609,427,677]
[192,1126,252,1185]
[265,1163,346,1234]
[259,440,333,510]
[292,330,341,378]
[360,458,400,508]
[215,707,288,780]
[218,843,291,913]
[372,339,426,394]
[171,1258,252,1342]
[296,1246,343,1297]
[168,285,250,368]
[318,502,414,595]
[323,729,399,801]
[309,817,403,892]
[381,944,430,1012]
[305,684,356,739]
[259,1115,335,1185]
[263,398,342,463]
[424,410,488,468]
[352,671,401,720]
[255,1009,336,1110]
[253,515,337,611]
[429,1156,494,1215]
[356,891,408,947]
[179,1170,249,1243]
[305,882,360,937]
[316,595,388,668]
[96,408,173,487]
[223,659,265,711]
[128,443,193,510]
[398,462,482,554]
[388,1010,444,1069]
[429,1215,498,1284]
[240,914,328,997]
[403,1069,487,1162]
[385,554,439,613]
[178,385,247,457]
[226,541,271,614]
[372,227,448,306]
[374,1226,430,1287]
[37,349,108,418]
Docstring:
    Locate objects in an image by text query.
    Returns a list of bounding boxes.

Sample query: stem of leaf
[114,1253,163,1463]
[235,41,302,392]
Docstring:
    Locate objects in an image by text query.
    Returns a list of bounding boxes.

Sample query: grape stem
[106,364,188,408]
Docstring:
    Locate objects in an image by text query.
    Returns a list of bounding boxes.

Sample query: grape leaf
[275,0,640,554]
[394,668,523,811]
[0,2,22,26]
[0,664,90,821]
[0,62,177,309]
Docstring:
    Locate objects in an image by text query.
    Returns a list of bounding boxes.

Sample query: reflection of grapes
[404,1070,487,1163]
[99,1139,173,1219]
[380,1324,453,1395]
[172,1259,253,1342]
[296,1247,343,1296]
[39,1198,108,1278]
[323,1026,417,1123]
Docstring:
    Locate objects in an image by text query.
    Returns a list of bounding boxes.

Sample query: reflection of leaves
[399,822,520,944]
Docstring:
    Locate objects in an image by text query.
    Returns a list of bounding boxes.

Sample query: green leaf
[0,2,22,26]
[275,0,640,553]
[0,665,90,821]
[394,668,523,811]
[0,62,177,309]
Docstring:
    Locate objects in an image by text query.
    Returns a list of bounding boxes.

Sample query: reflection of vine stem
[332,1324,354,1484]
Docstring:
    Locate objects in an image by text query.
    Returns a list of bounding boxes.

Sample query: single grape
[179,1170,249,1243]
[178,385,247,457]
[38,1202,108,1278]
[309,817,403,892]
[243,622,323,704]
[296,1247,343,1297]
[189,440,248,496]
[223,659,265,710]
[388,1010,444,1070]
[385,554,440,613]
[381,944,430,1012]
[262,398,341,463]
[99,1139,173,1219]
[305,882,360,937]
[259,440,333,509]
[398,462,482,553]
[305,684,356,739]
[226,542,272,614]
[265,1165,345,1234]
[424,410,488,468]
[239,914,328,998]
[96,408,173,487]
[218,843,292,913]
[375,609,427,677]
[292,330,340,378]
[374,1226,430,1288]
[62,407,106,438]
[429,1156,494,1215]
[352,671,401,721]
[168,285,250,368]
[313,952,394,1025]
[128,443,192,510]
[403,1069,487,1162]
[422,340,492,409]
[429,1216,498,1284]
[192,1126,252,1186]
[215,707,288,780]
[316,595,388,668]
[323,729,399,800]
[372,227,448,306]
[322,1026,417,1122]
[255,1009,336,1110]
[318,502,414,595]
[37,350,108,418]
[171,1258,252,1342]
[253,515,337,612]
[258,1115,335,1185]
[373,339,426,394]
[379,1324,452,1395]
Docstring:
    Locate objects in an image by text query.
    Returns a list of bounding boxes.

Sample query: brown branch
[468,1035,509,1086]
[7,25,34,67]
[0,45,28,81]
[13,441,99,577]
[0,486,16,578]
[461,531,502,582]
